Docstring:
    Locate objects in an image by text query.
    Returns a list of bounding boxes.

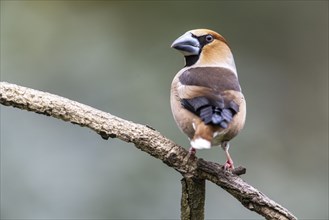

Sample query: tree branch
[181,177,205,220]
[0,81,297,220]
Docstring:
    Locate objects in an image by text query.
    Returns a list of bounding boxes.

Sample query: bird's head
[171,29,236,72]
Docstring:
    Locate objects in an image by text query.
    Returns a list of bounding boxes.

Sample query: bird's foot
[223,158,234,170]
[187,147,197,160]
[189,147,196,155]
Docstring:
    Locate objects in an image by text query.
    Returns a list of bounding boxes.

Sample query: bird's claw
[189,147,196,155]
[223,159,234,170]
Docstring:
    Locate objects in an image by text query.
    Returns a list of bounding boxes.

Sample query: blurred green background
[1,1,328,219]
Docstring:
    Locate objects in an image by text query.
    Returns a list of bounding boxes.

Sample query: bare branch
[181,177,205,220]
[0,81,297,220]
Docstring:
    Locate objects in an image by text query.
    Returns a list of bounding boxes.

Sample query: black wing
[181,96,239,129]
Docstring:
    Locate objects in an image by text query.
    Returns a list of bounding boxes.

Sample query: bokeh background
[1,1,328,219]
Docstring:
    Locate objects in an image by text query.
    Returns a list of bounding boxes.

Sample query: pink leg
[224,152,234,170]
[189,147,196,155]
[222,142,234,170]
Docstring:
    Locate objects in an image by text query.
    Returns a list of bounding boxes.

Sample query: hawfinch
[170,29,246,170]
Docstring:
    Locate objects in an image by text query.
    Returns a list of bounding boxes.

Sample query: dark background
[1,1,328,219]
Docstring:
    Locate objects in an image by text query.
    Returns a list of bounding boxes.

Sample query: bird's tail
[190,122,214,149]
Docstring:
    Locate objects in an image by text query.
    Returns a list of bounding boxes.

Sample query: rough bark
[0,81,298,220]
[181,177,205,220]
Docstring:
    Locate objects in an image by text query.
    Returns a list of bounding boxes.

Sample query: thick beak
[171,32,200,56]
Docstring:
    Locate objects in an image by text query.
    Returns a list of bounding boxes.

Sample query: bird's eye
[205,35,214,43]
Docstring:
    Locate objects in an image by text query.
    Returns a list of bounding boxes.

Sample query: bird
[170,29,246,170]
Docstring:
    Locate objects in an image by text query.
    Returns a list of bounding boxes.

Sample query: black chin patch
[185,55,199,67]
